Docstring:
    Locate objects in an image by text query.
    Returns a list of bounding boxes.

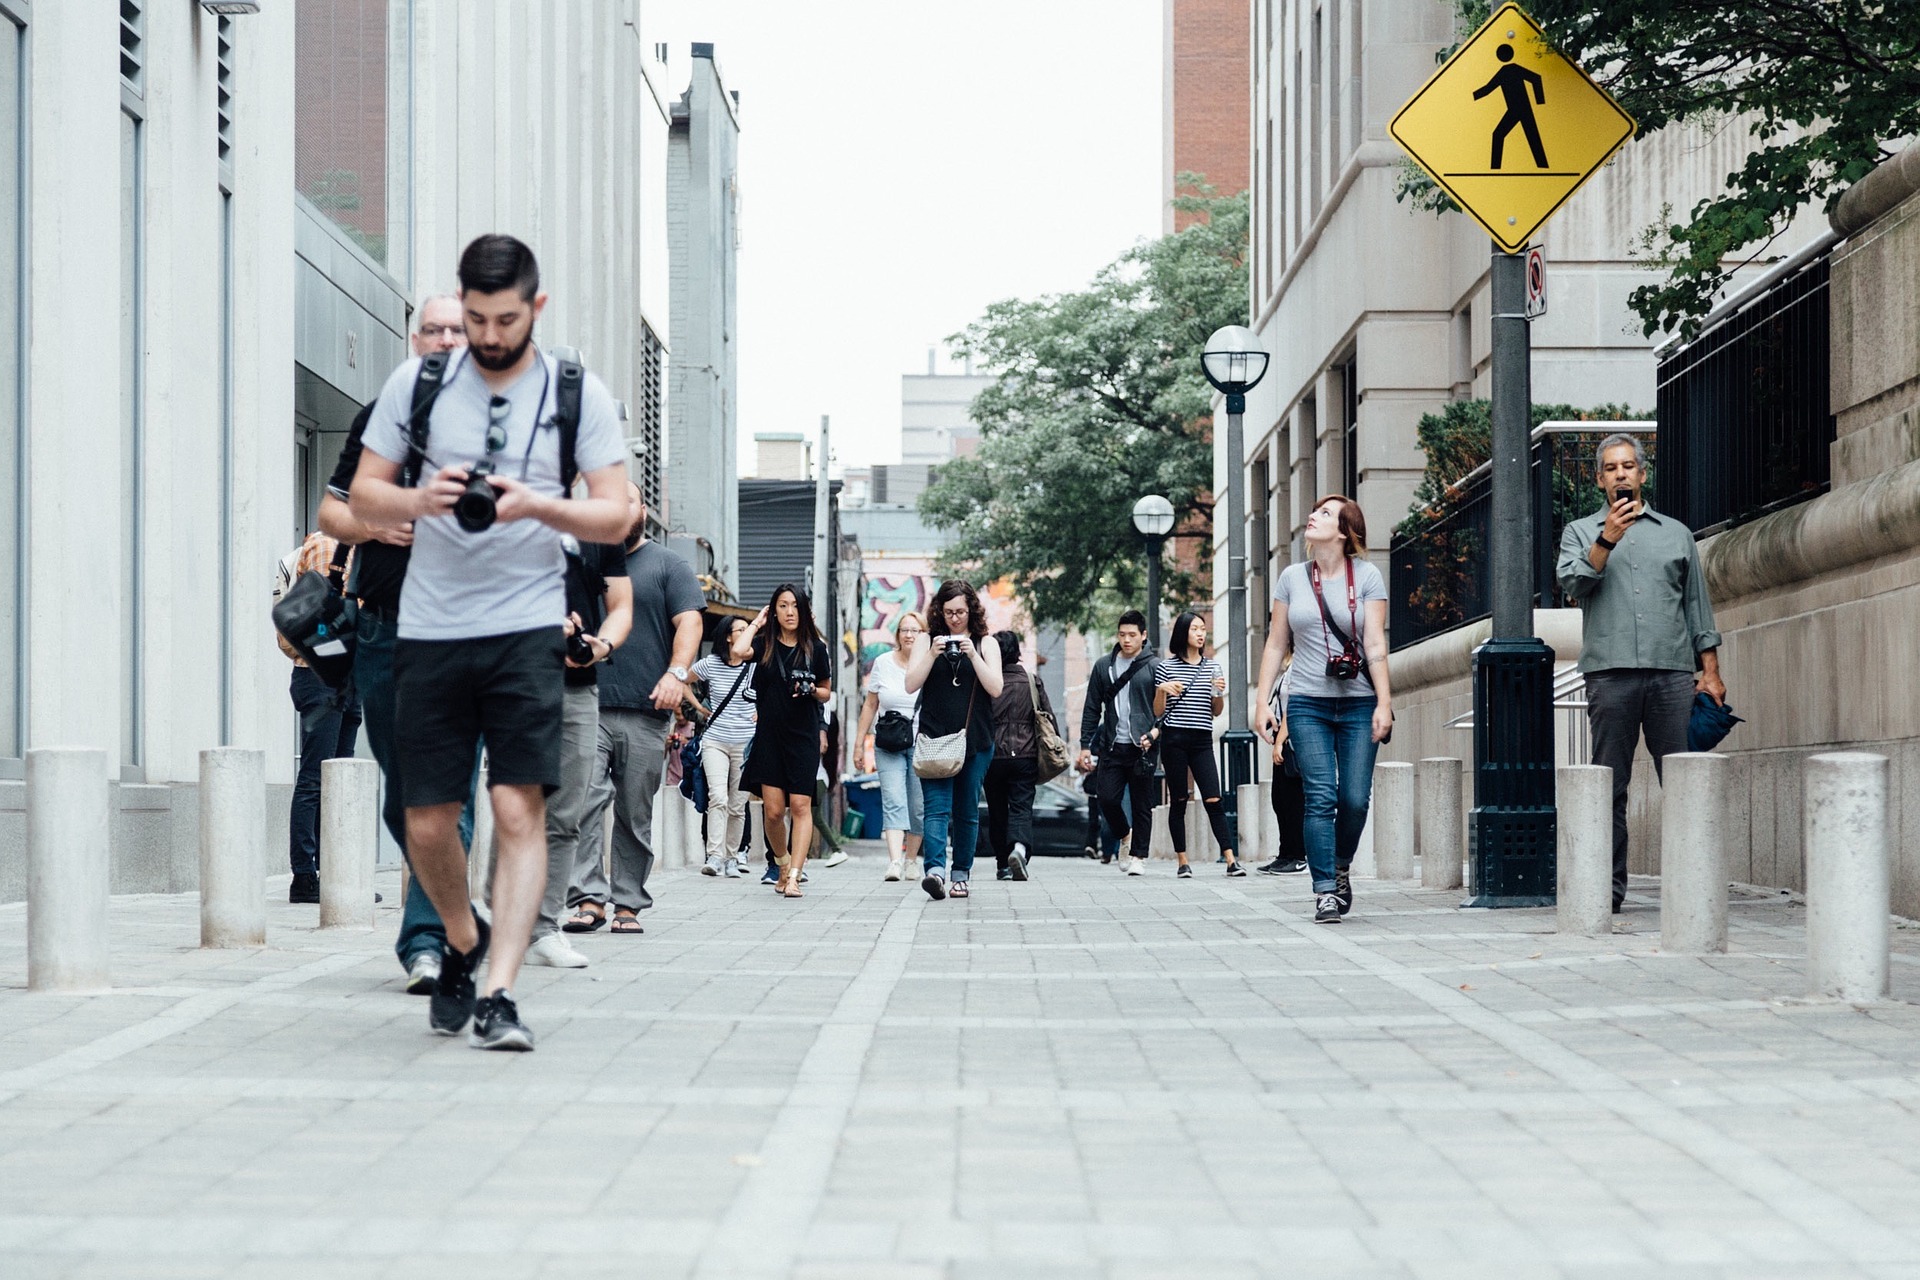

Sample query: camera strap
[1310,560,1360,658]
[401,350,454,489]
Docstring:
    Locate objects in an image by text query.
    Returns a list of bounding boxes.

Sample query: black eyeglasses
[486,396,510,454]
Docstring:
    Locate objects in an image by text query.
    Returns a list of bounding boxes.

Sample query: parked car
[978,778,1090,858]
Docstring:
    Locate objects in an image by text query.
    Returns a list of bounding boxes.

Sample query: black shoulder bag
[271,542,358,693]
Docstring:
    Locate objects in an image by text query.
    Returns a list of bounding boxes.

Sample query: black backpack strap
[554,355,584,493]
[401,351,452,488]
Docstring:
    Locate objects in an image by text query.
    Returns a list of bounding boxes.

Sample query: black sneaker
[289,872,320,904]
[922,869,948,901]
[1314,893,1342,923]
[470,991,534,1051]
[1225,859,1247,878]
[1007,844,1029,881]
[996,866,1013,881]
[1176,863,1193,879]
[429,914,490,1036]
[1275,859,1307,874]
[760,863,779,885]
[1334,869,1353,916]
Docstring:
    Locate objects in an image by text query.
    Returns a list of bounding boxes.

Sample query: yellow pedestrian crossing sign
[1389,3,1636,254]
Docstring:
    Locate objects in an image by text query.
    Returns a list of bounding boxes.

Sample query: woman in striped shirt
[1150,612,1245,878]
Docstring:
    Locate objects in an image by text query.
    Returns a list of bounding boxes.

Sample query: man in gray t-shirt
[349,234,631,1052]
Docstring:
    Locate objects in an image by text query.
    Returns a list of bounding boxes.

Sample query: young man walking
[350,235,631,1050]
[1557,433,1725,913]
[1077,611,1160,876]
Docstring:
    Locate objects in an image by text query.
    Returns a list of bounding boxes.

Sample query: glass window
[0,18,19,761]
[295,0,391,265]
[121,109,144,769]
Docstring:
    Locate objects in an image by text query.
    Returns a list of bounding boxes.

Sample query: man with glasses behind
[350,235,632,1052]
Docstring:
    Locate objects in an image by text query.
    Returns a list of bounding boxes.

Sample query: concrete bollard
[319,758,380,930]
[1235,783,1269,863]
[200,747,266,948]
[1660,752,1727,954]
[468,754,493,905]
[1147,804,1172,859]
[1185,796,1208,860]
[1556,765,1613,937]
[1805,752,1891,1001]
[1417,758,1463,890]
[1373,762,1415,881]
[748,797,765,864]
[26,748,111,991]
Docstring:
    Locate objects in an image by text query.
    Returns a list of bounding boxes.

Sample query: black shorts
[394,626,565,807]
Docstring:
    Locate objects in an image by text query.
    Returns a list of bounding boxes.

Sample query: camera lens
[455,463,499,533]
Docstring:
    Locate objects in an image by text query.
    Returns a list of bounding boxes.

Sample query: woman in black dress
[733,583,832,898]
[902,580,1004,900]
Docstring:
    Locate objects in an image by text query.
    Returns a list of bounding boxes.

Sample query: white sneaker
[702,854,724,876]
[1115,831,1132,865]
[404,950,441,996]
[884,858,904,882]
[724,857,744,878]
[525,933,589,969]
[1125,857,1145,877]
[820,849,850,869]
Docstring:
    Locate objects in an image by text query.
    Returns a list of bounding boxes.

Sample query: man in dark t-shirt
[317,295,467,993]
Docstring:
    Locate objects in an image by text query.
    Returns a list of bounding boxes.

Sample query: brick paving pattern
[7,851,1920,1278]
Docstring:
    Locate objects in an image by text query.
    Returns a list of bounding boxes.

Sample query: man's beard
[470,330,533,371]
[627,509,648,545]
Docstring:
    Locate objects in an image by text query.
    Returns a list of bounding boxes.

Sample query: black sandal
[609,911,644,934]
[562,903,606,933]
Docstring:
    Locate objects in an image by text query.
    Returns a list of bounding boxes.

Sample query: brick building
[1163,0,1250,231]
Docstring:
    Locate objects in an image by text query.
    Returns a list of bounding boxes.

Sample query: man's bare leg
[484,783,548,995]
[406,802,480,953]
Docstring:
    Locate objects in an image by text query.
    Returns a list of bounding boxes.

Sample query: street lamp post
[1200,325,1270,859]
[1131,494,1175,651]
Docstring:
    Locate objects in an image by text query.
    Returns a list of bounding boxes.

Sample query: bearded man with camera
[348,234,632,1051]
[1557,433,1724,914]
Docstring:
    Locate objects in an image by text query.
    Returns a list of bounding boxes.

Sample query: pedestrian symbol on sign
[1474,44,1548,169]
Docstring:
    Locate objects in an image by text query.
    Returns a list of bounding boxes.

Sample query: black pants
[1094,746,1158,849]
[1160,727,1233,856]
[983,756,1039,869]
[289,665,362,878]
[1271,767,1307,863]
[1585,668,1694,905]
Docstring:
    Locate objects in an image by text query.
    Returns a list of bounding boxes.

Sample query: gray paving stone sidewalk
[7,850,1920,1278]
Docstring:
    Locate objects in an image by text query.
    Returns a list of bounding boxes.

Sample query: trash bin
[843,772,883,840]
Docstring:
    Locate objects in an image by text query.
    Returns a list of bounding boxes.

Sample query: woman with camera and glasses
[1254,496,1392,924]
[1149,612,1245,878]
[734,583,833,898]
[856,611,926,883]
[903,580,1004,900]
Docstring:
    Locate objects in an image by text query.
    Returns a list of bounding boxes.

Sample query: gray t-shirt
[1276,558,1387,700]
[596,541,707,714]
[362,350,628,641]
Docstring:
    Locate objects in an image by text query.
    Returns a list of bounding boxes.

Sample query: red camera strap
[1310,559,1359,657]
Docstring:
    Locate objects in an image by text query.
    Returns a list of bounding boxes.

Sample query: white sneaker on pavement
[404,950,441,996]
[1125,857,1145,876]
[819,849,850,868]
[884,858,904,881]
[1115,831,1132,866]
[702,854,724,876]
[724,856,744,878]
[525,933,589,969]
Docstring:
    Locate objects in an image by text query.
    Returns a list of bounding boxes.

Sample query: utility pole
[811,414,830,639]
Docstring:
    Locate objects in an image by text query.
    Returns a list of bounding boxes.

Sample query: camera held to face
[454,461,501,533]
[1325,647,1364,681]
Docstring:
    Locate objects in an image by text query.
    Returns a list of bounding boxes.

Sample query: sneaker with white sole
[1124,857,1145,877]
[525,933,589,969]
[884,858,904,882]
[702,854,724,876]
[1314,893,1342,924]
[1115,830,1132,864]
[469,992,535,1051]
[404,950,441,996]
[819,849,850,869]
[724,857,744,878]
[1006,842,1029,881]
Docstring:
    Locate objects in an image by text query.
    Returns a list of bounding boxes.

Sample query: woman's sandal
[950,881,970,899]
[562,903,606,933]
[781,878,804,898]
[609,911,644,934]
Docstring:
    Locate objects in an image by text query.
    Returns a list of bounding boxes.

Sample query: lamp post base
[1218,729,1259,855]
[1463,638,1558,908]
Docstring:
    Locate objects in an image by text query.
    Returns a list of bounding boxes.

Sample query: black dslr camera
[789,663,816,699]
[1325,648,1364,681]
[566,629,595,666]
[454,461,501,533]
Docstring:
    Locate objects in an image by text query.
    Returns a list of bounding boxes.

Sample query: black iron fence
[1655,251,1834,535]
[1389,427,1654,651]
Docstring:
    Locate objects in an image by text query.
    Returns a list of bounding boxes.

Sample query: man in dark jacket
[1076,610,1160,875]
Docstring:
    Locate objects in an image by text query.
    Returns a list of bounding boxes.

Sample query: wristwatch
[668,664,690,681]
[1594,533,1618,551]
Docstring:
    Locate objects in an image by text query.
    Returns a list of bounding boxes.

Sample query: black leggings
[1160,727,1232,856]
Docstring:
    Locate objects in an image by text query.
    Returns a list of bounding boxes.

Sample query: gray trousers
[571,707,672,913]
[1585,668,1694,905]
[538,684,601,937]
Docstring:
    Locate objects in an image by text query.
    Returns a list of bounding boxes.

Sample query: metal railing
[1388,422,1655,651]
[1655,247,1834,536]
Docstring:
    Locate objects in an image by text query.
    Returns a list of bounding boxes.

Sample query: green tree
[919,180,1248,632]
[1397,1,1920,338]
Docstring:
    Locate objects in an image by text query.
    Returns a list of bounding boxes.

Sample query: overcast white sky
[650,0,1166,473]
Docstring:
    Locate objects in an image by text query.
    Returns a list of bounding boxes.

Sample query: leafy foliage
[919,180,1249,632]
[1397,0,1920,338]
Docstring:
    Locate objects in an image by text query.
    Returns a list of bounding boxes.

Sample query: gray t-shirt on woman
[1275,558,1386,700]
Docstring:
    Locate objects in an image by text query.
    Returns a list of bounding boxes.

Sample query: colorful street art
[852,565,1023,676]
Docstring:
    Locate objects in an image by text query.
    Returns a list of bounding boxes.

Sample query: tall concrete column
[319,759,380,930]
[1660,753,1727,954]
[26,748,111,991]
[1235,782,1270,862]
[1373,762,1415,880]
[1805,752,1891,1001]
[1556,765,1612,936]
[1148,804,1173,859]
[1417,758,1463,890]
[199,748,266,948]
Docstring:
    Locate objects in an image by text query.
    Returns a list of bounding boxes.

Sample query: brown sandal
[562,903,606,933]
[609,911,644,934]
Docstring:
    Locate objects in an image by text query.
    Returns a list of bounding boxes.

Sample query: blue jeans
[355,613,477,969]
[1286,695,1380,892]
[874,745,923,835]
[289,667,361,877]
[919,742,994,882]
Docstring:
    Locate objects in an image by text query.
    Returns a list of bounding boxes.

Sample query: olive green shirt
[1556,504,1721,674]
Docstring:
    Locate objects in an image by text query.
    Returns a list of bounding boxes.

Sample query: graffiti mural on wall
[855,573,1024,675]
